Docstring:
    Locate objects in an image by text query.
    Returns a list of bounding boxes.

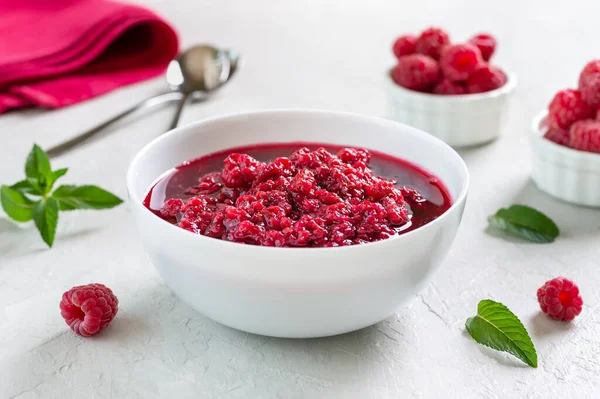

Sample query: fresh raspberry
[391,54,441,91]
[578,60,600,87]
[578,60,600,106]
[569,119,600,153]
[433,78,467,95]
[466,64,506,93]
[468,34,496,62]
[415,27,450,60]
[439,43,483,81]
[596,105,600,120]
[548,89,593,129]
[578,73,600,107]
[60,283,118,337]
[392,35,417,58]
[537,277,583,321]
[543,128,570,146]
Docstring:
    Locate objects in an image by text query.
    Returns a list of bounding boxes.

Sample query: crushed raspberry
[466,65,507,94]
[596,105,600,120]
[392,54,441,91]
[537,277,583,321]
[439,43,483,82]
[60,283,118,337]
[433,78,467,95]
[392,35,417,59]
[160,198,184,221]
[544,128,570,146]
[569,119,600,153]
[221,153,261,188]
[148,146,451,247]
[548,89,593,129]
[578,73,600,107]
[415,27,450,60]
[468,34,496,62]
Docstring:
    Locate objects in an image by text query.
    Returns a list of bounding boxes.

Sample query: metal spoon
[165,45,231,130]
[46,45,239,158]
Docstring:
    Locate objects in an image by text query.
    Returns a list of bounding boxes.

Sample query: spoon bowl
[166,45,233,129]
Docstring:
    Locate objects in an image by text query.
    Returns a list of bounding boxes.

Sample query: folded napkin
[0,0,179,114]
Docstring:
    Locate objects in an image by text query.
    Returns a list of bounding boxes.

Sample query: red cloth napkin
[0,0,179,114]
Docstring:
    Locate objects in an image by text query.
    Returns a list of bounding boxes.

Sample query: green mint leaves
[466,300,538,368]
[488,204,559,243]
[1,144,123,247]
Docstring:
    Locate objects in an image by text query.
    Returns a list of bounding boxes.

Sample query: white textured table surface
[1,1,600,398]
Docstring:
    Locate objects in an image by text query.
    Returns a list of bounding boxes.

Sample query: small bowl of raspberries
[386,27,516,147]
[532,60,600,207]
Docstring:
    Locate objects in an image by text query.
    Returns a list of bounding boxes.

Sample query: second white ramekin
[531,111,600,207]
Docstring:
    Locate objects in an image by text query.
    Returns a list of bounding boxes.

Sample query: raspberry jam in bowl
[144,144,451,247]
[127,110,469,337]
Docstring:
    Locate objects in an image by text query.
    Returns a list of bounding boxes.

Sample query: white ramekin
[384,69,517,147]
[531,111,600,207]
[127,109,469,338]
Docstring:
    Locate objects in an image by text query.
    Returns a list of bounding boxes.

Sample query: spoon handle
[46,91,183,159]
[168,92,193,131]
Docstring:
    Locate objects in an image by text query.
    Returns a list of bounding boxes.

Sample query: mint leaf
[52,185,123,211]
[32,198,59,247]
[25,145,52,192]
[11,180,41,196]
[3,146,122,248]
[1,185,37,222]
[45,167,68,193]
[488,204,559,243]
[466,299,538,368]
[26,177,45,196]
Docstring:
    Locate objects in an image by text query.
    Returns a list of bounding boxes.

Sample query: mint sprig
[466,299,538,368]
[488,204,559,243]
[1,144,123,247]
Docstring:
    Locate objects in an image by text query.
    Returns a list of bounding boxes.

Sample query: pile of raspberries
[544,60,600,154]
[391,27,506,95]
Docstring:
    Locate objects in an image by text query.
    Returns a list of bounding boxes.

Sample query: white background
[1,0,600,398]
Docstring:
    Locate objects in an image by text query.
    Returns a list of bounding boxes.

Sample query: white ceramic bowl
[531,111,600,207]
[385,69,517,147]
[127,110,469,338]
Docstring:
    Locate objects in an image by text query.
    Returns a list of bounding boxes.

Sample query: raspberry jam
[144,143,452,247]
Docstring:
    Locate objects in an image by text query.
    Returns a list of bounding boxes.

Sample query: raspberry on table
[537,277,583,321]
[415,27,450,60]
[548,89,593,129]
[569,119,600,153]
[439,43,483,82]
[392,35,417,59]
[433,78,467,95]
[468,33,496,62]
[60,283,118,337]
[543,128,570,146]
[392,54,441,91]
[466,64,506,93]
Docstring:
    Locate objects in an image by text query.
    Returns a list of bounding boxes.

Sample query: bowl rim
[531,110,600,163]
[385,66,517,101]
[127,109,470,252]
